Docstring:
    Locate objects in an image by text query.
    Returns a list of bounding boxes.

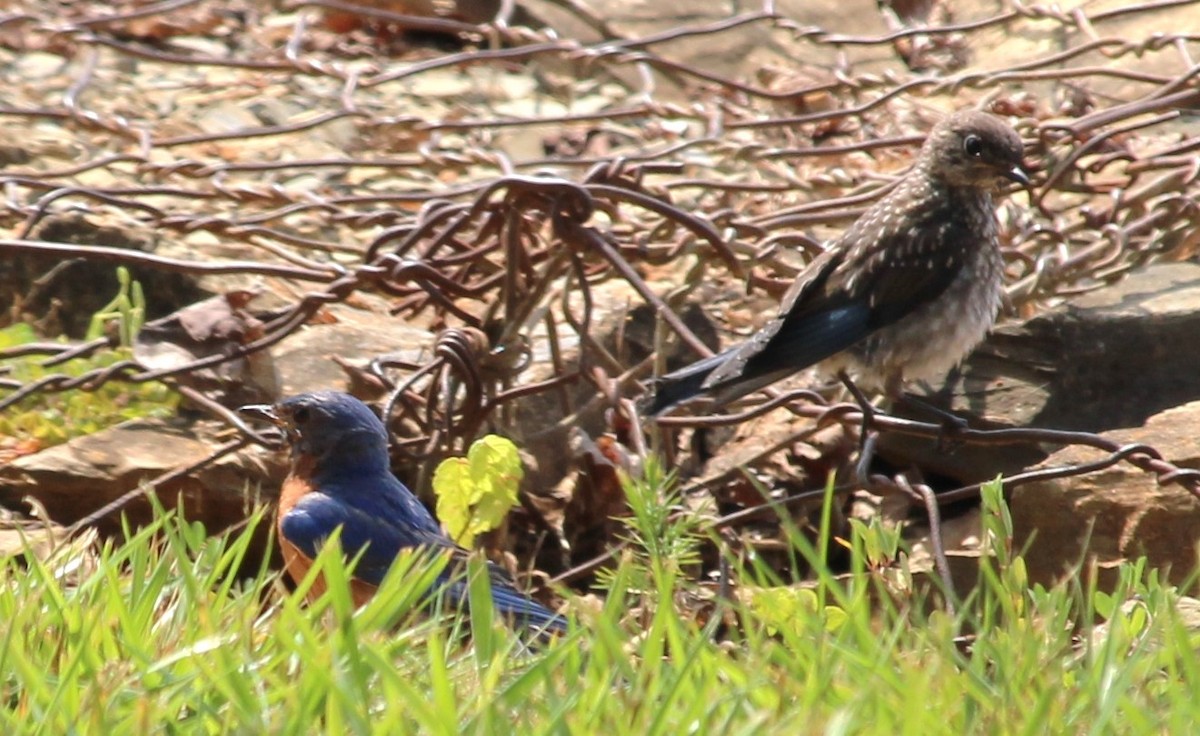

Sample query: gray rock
[975,261,1200,432]
[271,305,436,397]
[1010,399,1200,588]
[1086,596,1200,655]
[880,262,1200,486]
[3,213,207,338]
[0,419,276,532]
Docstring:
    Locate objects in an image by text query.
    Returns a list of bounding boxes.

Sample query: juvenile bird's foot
[899,394,968,453]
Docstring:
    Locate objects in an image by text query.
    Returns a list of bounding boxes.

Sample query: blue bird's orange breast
[276,453,378,607]
[278,451,318,518]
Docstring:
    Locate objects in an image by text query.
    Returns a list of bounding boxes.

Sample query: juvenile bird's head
[240,391,391,473]
[922,110,1028,189]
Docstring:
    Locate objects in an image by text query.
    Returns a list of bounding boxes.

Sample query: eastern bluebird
[239,390,566,636]
[646,110,1028,414]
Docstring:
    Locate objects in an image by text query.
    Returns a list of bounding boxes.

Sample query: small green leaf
[432,435,523,546]
[743,586,845,639]
[465,435,522,531]
[433,458,472,544]
[1009,556,1028,589]
[823,605,848,632]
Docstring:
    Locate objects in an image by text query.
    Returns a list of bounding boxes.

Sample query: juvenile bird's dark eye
[963,134,983,157]
[292,406,311,424]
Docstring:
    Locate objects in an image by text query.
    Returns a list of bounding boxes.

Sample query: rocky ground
[2,0,1199,596]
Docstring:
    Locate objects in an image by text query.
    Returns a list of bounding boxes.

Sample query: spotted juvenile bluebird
[239,391,566,635]
[647,109,1028,414]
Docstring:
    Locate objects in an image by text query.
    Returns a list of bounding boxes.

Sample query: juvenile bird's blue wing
[643,350,737,415]
[682,210,973,407]
[692,248,865,406]
[644,249,847,413]
[839,196,977,331]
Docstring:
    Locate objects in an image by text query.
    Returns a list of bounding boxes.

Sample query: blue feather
[268,391,567,636]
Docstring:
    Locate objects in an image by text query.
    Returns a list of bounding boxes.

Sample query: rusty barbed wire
[0,0,1198,558]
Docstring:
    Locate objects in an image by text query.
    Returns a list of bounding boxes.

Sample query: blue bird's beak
[237,403,292,449]
[238,403,282,426]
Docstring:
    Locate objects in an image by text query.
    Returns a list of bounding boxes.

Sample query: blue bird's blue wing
[281,491,566,635]
[281,490,447,587]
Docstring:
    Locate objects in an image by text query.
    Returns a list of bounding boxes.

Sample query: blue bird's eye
[963,134,983,157]
[292,406,311,424]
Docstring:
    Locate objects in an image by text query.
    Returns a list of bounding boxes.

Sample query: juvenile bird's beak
[238,403,282,426]
[1002,165,1030,186]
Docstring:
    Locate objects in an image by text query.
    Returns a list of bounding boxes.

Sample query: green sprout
[1,268,174,447]
[86,266,146,347]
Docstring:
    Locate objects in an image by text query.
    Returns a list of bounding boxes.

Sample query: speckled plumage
[647,110,1027,414]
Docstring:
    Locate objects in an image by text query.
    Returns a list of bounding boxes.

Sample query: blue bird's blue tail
[435,565,568,638]
[487,581,568,636]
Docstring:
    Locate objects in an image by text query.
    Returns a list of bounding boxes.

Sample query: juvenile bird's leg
[893,371,968,452]
[838,370,882,488]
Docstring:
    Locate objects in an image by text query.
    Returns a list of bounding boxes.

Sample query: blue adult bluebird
[240,391,566,635]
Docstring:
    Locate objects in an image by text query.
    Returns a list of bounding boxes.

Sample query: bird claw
[935,412,969,453]
[899,393,968,453]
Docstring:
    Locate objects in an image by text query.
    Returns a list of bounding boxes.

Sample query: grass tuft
[3,476,1199,733]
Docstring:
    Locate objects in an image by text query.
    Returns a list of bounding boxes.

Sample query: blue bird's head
[240,391,391,474]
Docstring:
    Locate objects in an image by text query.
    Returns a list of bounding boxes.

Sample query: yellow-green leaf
[433,458,473,545]
[432,435,523,546]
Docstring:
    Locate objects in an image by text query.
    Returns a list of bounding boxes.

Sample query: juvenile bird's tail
[641,351,731,416]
